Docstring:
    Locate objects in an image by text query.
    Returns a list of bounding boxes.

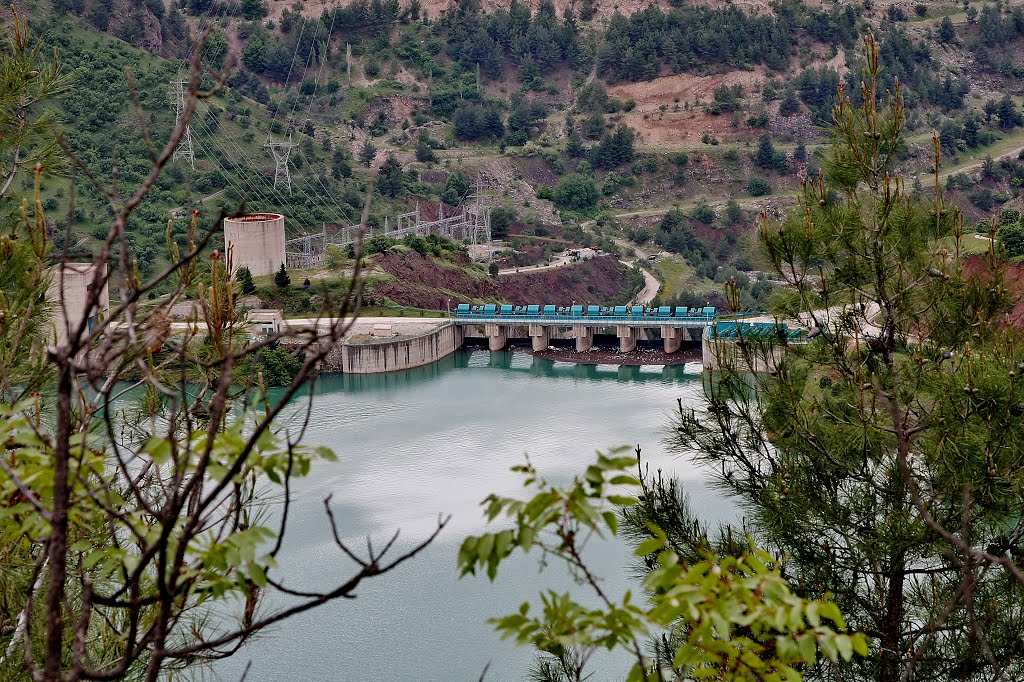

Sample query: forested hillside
[15,0,1024,307]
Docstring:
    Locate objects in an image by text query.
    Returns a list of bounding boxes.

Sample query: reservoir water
[215,349,733,681]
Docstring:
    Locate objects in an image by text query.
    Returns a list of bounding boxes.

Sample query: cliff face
[371,251,629,309]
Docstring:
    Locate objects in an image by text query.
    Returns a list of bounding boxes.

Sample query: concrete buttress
[529,324,550,352]
[575,326,594,352]
[617,325,637,353]
[485,323,507,351]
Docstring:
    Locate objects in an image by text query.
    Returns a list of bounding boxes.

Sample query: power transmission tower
[170,77,195,169]
[266,134,296,195]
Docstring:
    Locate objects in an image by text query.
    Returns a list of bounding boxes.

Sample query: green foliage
[274,263,291,289]
[442,171,470,205]
[415,130,436,162]
[359,139,377,166]
[938,15,956,43]
[724,199,744,225]
[555,173,598,210]
[235,341,302,386]
[690,198,715,224]
[377,154,405,197]
[459,452,866,682]
[675,37,1024,681]
[997,221,1024,259]
[490,205,517,240]
[590,125,635,169]
[0,12,69,200]
[241,0,267,20]
[236,266,257,295]
[746,176,772,197]
[596,3,857,83]
[452,101,504,141]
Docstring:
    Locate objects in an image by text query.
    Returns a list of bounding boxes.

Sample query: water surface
[215,350,732,681]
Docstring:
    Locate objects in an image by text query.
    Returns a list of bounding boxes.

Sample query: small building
[246,309,285,337]
[47,262,110,345]
[223,213,286,277]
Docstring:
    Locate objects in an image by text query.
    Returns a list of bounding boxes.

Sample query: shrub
[746,176,773,196]
[556,174,599,210]
[691,199,715,224]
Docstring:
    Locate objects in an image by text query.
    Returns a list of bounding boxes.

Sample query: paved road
[165,316,448,337]
[624,261,660,306]
[497,255,574,276]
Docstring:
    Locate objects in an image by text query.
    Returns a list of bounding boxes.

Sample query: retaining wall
[322,322,463,374]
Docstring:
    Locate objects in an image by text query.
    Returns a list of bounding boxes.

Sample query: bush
[998,222,1024,259]
[746,176,773,196]
[968,187,995,211]
[691,199,715,224]
[556,174,598,210]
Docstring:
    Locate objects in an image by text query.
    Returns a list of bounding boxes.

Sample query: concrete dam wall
[323,322,463,374]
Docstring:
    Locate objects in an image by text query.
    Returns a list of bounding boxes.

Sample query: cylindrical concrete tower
[223,213,286,277]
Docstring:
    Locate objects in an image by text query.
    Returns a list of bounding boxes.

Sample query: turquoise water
[214,350,733,682]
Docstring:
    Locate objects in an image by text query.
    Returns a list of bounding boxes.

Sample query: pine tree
[414,131,435,163]
[997,93,1023,129]
[938,14,956,43]
[653,35,1024,682]
[358,138,377,166]
[779,88,801,116]
[236,266,257,295]
[377,155,405,197]
[274,263,291,289]
[753,133,777,168]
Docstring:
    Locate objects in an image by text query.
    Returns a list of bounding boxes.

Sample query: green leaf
[602,510,619,536]
[797,633,817,665]
[636,536,666,557]
[315,445,338,462]
[836,634,853,661]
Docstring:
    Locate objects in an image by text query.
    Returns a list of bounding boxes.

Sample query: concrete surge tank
[48,262,110,344]
[223,213,286,277]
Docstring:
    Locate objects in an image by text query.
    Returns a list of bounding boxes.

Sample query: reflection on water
[304,351,698,393]
[217,349,730,682]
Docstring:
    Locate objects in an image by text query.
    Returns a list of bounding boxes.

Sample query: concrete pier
[485,323,507,351]
[662,326,683,354]
[617,365,640,381]
[575,326,594,352]
[529,324,550,352]
[617,325,637,353]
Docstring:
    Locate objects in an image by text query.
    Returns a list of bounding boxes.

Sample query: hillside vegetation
[15,0,1024,307]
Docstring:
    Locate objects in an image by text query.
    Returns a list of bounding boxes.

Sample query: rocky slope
[371,250,630,308]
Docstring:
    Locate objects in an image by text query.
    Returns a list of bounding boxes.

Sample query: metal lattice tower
[266,134,296,195]
[170,77,195,169]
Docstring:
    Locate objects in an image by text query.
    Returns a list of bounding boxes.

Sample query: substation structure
[285,202,491,269]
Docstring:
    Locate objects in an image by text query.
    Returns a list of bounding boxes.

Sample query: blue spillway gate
[710,321,806,341]
[452,304,716,326]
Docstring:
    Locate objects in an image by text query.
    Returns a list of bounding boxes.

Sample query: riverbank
[531,345,701,366]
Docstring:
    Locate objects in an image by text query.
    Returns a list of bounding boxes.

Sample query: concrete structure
[48,262,110,345]
[484,323,507,351]
[224,213,286,277]
[322,322,463,374]
[247,309,285,337]
[453,306,714,355]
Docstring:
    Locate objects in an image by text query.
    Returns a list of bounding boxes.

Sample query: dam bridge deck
[452,304,715,329]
